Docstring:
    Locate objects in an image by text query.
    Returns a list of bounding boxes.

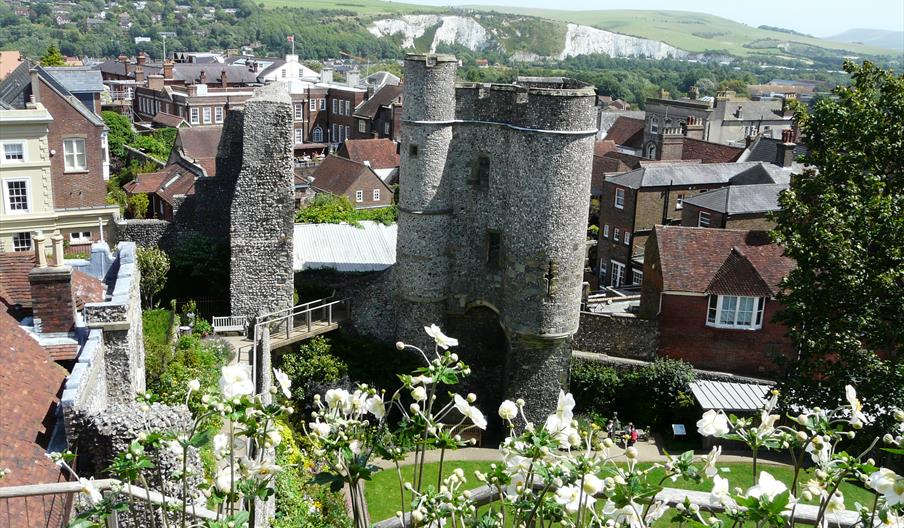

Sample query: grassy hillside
[467,7,894,58]
[827,28,904,52]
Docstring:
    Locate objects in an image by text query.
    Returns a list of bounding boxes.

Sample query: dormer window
[706,295,765,330]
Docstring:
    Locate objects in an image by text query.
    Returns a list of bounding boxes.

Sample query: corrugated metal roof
[293,221,396,272]
[689,380,771,412]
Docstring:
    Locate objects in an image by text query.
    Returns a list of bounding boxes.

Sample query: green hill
[466,7,894,58]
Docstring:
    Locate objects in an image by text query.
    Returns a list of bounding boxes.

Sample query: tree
[39,44,66,66]
[128,193,149,219]
[773,61,904,434]
[137,247,170,309]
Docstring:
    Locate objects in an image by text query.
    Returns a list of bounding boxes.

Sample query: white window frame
[613,227,620,243]
[294,128,304,144]
[309,99,316,111]
[2,141,26,162]
[614,188,625,209]
[344,100,350,115]
[320,98,326,111]
[332,99,338,113]
[202,107,212,124]
[331,124,338,143]
[632,269,643,286]
[384,121,390,135]
[707,295,765,330]
[294,103,303,121]
[676,193,685,209]
[312,127,323,143]
[373,189,380,201]
[355,189,363,202]
[3,178,31,214]
[345,125,350,141]
[602,224,609,238]
[610,260,625,287]
[69,231,92,244]
[358,119,366,133]
[214,106,224,123]
[190,107,199,124]
[63,138,87,172]
[698,211,711,227]
[12,231,32,252]
[624,231,631,246]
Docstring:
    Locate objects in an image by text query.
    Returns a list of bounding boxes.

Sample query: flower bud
[894,409,904,422]
[883,434,895,444]
[395,341,405,350]
[626,447,638,459]
[796,431,808,442]
[801,490,813,501]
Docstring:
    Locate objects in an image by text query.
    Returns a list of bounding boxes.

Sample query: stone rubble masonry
[60,328,107,443]
[392,54,597,425]
[572,311,659,361]
[83,241,146,403]
[228,84,295,322]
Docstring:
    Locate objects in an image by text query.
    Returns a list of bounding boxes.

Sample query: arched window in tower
[646,143,657,159]
[312,126,323,143]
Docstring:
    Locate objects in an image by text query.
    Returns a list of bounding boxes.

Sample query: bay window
[706,295,765,330]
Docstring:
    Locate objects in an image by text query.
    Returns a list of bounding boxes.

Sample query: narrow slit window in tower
[409,144,419,157]
[470,154,490,188]
[486,230,501,269]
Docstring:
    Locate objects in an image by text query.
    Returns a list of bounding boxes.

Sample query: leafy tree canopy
[39,44,65,66]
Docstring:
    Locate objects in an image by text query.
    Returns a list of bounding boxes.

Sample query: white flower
[710,475,730,505]
[273,368,292,399]
[805,437,831,465]
[697,410,730,437]
[249,462,282,479]
[215,467,234,493]
[757,411,780,436]
[498,400,518,421]
[411,375,434,385]
[544,391,576,434]
[309,421,331,437]
[187,379,201,392]
[582,474,603,496]
[366,395,386,419]
[645,501,669,524]
[613,502,644,528]
[219,365,254,399]
[213,434,229,454]
[265,428,282,447]
[454,394,486,429]
[424,324,458,349]
[325,388,350,409]
[826,492,845,513]
[79,477,103,505]
[846,385,868,427]
[868,469,904,506]
[411,386,427,402]
[746,471,788,501]
[555,484,595,514]
[703,445,721,478]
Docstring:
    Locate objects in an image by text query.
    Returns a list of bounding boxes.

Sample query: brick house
[0,61,118,252]
[680,183,787,230]
[310,155,393,209]
[123,163,196,220]
[639,226,795,375]
[351,83,403,141]
[597,162,789,287]
[338,138,400,184]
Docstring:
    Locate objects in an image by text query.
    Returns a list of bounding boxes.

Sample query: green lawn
[364,460,875,525]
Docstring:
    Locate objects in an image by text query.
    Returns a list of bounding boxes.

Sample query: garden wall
[572,311,659,360]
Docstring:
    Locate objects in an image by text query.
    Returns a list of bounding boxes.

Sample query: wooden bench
[212,315,247,334]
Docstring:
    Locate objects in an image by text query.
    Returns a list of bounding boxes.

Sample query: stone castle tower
[395,54,597,425]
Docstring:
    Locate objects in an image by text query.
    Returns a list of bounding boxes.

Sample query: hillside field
[257,0,443,15]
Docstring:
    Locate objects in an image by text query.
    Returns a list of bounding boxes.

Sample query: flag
[287,35,294,42]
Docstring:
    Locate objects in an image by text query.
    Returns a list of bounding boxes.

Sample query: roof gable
[353,84,403,119]
[311,155,388,195]
[604,116,645,148]
[176,126,222,161]
[706,248,775,297]
[339,138,400,170]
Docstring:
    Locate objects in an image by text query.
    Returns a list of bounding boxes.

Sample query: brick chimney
[781,93,797,117]
[657,127,685,160]
[28,234,77,334]
[119,53,130,76]
[136,51,146,66]
[775,128,796,168]
[148,74,164,91]
[714,90,730,109]
[220,69,228,88]
[684,116,704,140]
[198,69,207,85]
[163,59,174,80]
[134,65,145,84]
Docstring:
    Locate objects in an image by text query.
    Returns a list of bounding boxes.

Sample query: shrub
[193,318,213,337]
[276,336,348,405]
[295,194,397,226]
[570,360,621,415]
[136,247,170,309]
[128,193,149,219]
[619,358,697,428]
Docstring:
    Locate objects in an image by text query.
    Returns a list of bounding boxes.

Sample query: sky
[398,0,904,37]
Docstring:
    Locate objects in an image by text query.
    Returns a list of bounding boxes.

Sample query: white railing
[212,315,247,334]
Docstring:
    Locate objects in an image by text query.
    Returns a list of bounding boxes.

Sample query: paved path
[374,438,791,470]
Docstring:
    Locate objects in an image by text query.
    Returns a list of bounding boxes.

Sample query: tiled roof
[681,137,744,163]
[96,58,163,78]
[171,63,262,85]
[740,135,808,164]
[311,155,385,195]
[0,252,35,308]
[177,126,222,161]
[72,270,106,309]
[124,164,196,204]
[0,60,103,126]
[339,138,400,170]
[604,116,645,148]
[43,66,105,93]
[0,311,67,498]
[654,226,793,296]
[594,140,617,157]
[124,171,169,194]
[353,84,402,119]
[706,248,775,297]
[608,162,789,190]
[152,111,188,128]
[682,183,788,215]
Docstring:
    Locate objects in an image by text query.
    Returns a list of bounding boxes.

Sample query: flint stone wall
[572,311,659,360]
[229,84,295,322]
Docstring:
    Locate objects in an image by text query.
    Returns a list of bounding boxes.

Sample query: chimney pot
[163,60,174,80]
[33,233,47,268]
[51,234,65,267]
